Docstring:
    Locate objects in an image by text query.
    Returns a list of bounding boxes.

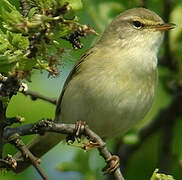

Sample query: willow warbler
[14,8,175,173]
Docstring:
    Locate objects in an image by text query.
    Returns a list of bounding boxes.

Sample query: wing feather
[55,48,94,117]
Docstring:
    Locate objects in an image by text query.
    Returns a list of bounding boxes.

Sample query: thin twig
[4,121,75,140]
[9,134,50,180]
[22,90,57,105]
[85,126,125,180]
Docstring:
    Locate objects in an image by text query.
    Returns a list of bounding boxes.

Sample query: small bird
[14,8,175,173]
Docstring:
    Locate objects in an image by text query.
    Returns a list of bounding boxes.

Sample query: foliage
[1,0,182,180]
[0,0,94,79]
[151,169,175,180]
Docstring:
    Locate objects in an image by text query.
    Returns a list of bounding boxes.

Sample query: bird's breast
[60,54,158,138]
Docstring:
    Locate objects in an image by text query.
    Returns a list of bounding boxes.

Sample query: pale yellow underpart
[59,31,163,138]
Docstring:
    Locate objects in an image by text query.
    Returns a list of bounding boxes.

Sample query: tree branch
[0,75,21,164]
[3,119,124,180]
[9,133,50,180]
[22,90,57,105]
[84,126,124,180]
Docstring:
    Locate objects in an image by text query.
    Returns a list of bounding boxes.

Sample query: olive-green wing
[55,48,94,117]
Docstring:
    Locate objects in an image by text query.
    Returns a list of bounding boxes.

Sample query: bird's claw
[66,121,86,144]
[75,121,86,141]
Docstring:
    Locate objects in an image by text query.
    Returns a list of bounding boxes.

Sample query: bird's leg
[66,121,101,150]
[74,121,86,142]
[103,155,120,174]
[66,121,85,144]
[66,121,87,147]
[76,121,104,150]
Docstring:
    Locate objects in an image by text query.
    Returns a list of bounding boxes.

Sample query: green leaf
[61,0,83,11]
[28,7,38,18]
[0,8,24,33]
[18,56,37,70]
[6,31,29,49]
[0,54,17,72]
[0,30,13,53]
[150,169,175,180]
[0,0,16,12]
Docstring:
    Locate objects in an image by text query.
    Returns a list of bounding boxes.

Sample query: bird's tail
[13,132,65,173]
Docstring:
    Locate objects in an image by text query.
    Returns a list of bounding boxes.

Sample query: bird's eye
[132,21,143,29]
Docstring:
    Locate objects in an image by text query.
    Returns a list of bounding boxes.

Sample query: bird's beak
[154,23,176,31]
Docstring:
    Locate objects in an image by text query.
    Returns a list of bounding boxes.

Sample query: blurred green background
[1,0,182,179]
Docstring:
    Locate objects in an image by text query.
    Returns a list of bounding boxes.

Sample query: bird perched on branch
[13,7,175,173]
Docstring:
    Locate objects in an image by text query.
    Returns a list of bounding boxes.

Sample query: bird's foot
[67,121,104,152]
[66,121,86,144]
[74,121,86,142]
[103,155,120,174]
[66,121,88,147]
